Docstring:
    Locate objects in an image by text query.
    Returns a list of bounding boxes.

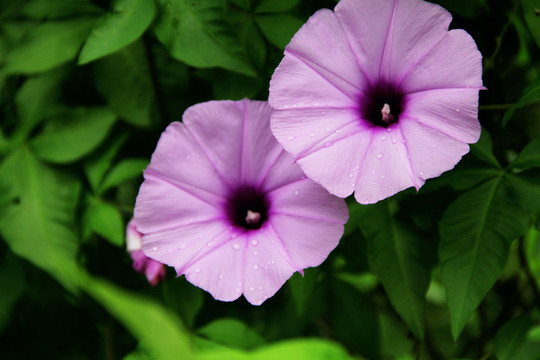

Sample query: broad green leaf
[2,18,96,74]
[84,276,193,360]
[432,0,488,18]
[255,14,304,49]
[78,0,156,64]
[93,40,157,127]
[22,0,103,19]
[328,280,379,360]
[470,130,501,168]
[198,339,354,360]
[0,148,82,291]
[84,134,129,193]
[14,69,65,140]
[439,177,528,340]
[99,158,148,194]
[509,138,540,170]
[254,0,301,13]
[507,171,540,216]
[288,268,319,316]
[430,167,502,191]
[153,0,256,76]
[496,314,540,360]
[196,318,266,351]
[30,107,117,164]
[362,200,431,340]
[210,70,263,100]
[523,227,540,285]
[521,0,540,48]
[503,77,540,127]
[163,278,204,329]
[82,201,124,246]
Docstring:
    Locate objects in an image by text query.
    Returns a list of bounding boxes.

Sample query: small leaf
[496,313,540,360]
[153,0,256,76]
[99,158,148,193]
[93,40,157,127]
[521,0,540,48]
[255,14,304,49]
[470,130,501,168]
[22,0,103,19]
[163,278,204,329]
[507,171,540,216]
[2,18,96,74]
[254,0,301,13]
[362,200,431,340]
[78,0,156,64]
[509,138,540,170]
[0,148,82,291]
[502,77,540,127]
[196,318,266,351]
[84,276,193,360]
[30,107,117,164]
[14,68,66,139]
[84,134,129,193]
[83,201,124,246]
[439,177,529,340]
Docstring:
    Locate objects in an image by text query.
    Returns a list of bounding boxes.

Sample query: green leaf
[362,200,431,340]
[507,171,540,216]
[439,177,529,340]
[30,107,117,164]
[328,280,379,360]
[254,0,301,13]
[84,276,193,360]
[99,158,148,194]
[163,278,204,329]
[83,201,124,246]
[84,134,129,193]
[502,77,540,127]
[153,0,256,76]
[288,268,319,316]
[0,253,25,331]
[255,14,304,49]
[78,0,156,64]
[197,318,266,351]
[496,314,540,360]
[210,70,263,100]
[2,18,96,75]
[521,0,540,48]
[509,138,540,170]
[470,130,501,168]
[14,69,66,140]
[22,0,103,19]
[94,40,158,127]
[0,148,82,291]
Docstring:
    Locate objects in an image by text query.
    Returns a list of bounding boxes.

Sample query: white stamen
[245,210,261,225]
[381,103,395,125]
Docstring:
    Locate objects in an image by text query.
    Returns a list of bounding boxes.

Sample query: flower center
[361,83,404,128]
[226,186,269,230]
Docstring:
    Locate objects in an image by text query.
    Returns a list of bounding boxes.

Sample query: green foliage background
[1,0,540,359]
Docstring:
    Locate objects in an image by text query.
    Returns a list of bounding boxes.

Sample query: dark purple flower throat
[361,83,405,128]
[226,185,269,230]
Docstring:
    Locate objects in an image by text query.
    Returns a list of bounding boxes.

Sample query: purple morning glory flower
[134,100,348,305]
[126,219,166,286]
[269,0,484,204]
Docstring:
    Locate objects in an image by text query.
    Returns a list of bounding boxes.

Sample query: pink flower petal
[405,88,481,143]
[354,126,418,204]
[269,213,344,270]
[400,29,483,92]
[269,9,366,110]
[399,116,471,181]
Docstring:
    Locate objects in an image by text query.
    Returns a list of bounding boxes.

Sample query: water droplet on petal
[271,260,275,265]
[432,144,436,148]
[325,128,331,133]
[381,136,387,141]
[309,133,315,137]
[286,136,295,141]
[235,288,241,293]
[348,173,354,178]
[387,128,392,132]
[406,154,410,159]
[253,250,258,256]
[377,153,384,159]
[294,190,299,195]
[258,286,263,290]
[322,111,326,115]
[206,242,213,247]
[380,175,385,179]
[253,264,259,271]
[420,171,424,176]
[249,286,255,292]
[152,246,158,252]
[456,108,460,112]
[342,109,347,114]
[335,129,341,134]
[186,155,191,160]
[392,139,397,144]
[251,239,258,247]
[194,268,201,274]
[179,244,186,249]
[232,243,240,250]
[219,274,223,280]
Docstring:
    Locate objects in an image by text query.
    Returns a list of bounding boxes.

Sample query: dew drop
[253,264,259,271]
[348,173,354,178]
[219,274,224,280]
[377,153,384,159]
[251,239,258,247]
[271,260,275,265]
[253,250,258,256]
[322,111,326,115]
[232,243,240,250]
[235,288,241,293]
[238,282,242,287]
[286,136,295,141]
[355,165,359,170]
[294,190,299,195]
[392,139,397,144]
[194,268,201,274]
[387,128,392,132]
[456,108,460,112]
[258,286,263,290]
[420,171,424,176]
[342,109,347,114]
[381,136,387,141]
[406,154,410,159]
[325,128,331,133]
[432,144,436,148]
[152,246,158,252]
[402,139,406,143]
[179,244,186,249]
[206,242,213,247]
[335,129,341,134]
[309,133,315,137]
[371,170,376,175]
[249,286,255,292]
[380,175,385,179]
[324,142,332,147]
[186,155,191,160]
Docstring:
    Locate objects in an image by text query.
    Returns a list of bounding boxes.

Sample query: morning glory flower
[269,0,483,204]
[126,219,166,286]
[134,100,348,305]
